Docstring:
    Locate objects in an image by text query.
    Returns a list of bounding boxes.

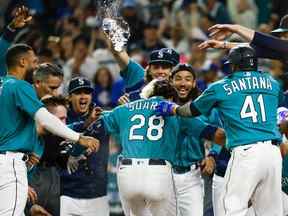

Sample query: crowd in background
[1,0,288,215]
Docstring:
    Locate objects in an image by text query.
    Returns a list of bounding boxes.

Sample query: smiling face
[149,63,173,80]
[172,70,196,99]
[69,88,92,114]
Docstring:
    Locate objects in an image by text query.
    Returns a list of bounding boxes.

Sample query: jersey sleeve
[192,84,220,116]
[101,109,120,134]
[120,60,145,91]
[14,80,43,117]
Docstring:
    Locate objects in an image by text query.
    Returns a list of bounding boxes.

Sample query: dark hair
[68,17,80,27]
[38,48,53,58]
[33,63,63,82]
[42,96,68,109]
[73,34,90,47]
[151,79,175,99]
[93,67,114,89]
[6,44,33,69]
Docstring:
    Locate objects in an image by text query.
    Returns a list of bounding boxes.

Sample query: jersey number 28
[240,94,266,123]
[129,114,164,141]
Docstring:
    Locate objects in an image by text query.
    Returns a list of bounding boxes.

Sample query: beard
[24,67,35,84]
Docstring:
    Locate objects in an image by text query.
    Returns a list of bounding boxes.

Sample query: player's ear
[19,56,26,68]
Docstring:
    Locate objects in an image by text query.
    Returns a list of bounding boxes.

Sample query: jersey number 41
[240,94,266,123]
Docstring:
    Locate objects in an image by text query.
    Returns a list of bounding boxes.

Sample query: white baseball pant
[167,166,204,216]
[60,195,109,216]
[0,152,27,216]
[212,174,255,216]
[117,158,175,216]
[219,141,282,216]
[282,192,288,216]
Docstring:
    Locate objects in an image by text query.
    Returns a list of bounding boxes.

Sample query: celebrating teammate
[0,44,99,215]
[156,45,283,215]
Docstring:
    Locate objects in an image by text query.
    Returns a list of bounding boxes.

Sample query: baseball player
[168,63,224,216]
[156,45,283,215]
[0,44,99,215]
[100,79,225,216]
[60,77,110,216]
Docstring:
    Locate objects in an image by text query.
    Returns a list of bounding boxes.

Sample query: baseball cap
[149,48,180,66]
[271,15,288,34]
[68,77,93,95]
[171,63,196,78]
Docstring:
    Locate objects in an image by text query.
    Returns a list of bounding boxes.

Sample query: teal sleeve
[14,81,43,118]
[193,84,220,116]
[120,60,145,89]
[101,109,120,134]
[0,37,11,77]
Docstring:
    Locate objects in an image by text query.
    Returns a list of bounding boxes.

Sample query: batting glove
[155,101,178,116]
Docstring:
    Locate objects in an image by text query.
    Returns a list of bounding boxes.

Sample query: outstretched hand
[10,6,32,29]
[208,24,238,40]
[198,39,225,50]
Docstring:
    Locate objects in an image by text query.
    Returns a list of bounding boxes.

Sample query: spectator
[92,67,124,109]
[228,0,258,29]
[201,0,231,24]
[137,20,166,58]
[121,0,145,44]
[38,48,54,64]
[60,32,74,63]
[63,34,98,92]
[46,35,63,65]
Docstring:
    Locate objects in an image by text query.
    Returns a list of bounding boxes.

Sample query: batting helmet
[225,45,257,72]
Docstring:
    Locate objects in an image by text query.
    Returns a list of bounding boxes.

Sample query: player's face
[149,63,172,80]
[70,89,92,114]
[172,70,196,99]
[24,50,39,82]
[35,75,63,99]
[50,105,67,124]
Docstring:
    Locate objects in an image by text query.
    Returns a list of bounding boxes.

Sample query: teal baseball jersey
[102,97,194,162]
[173,116,208,167]
[0,76,43,152]
[193,71,281,149]
[120,60,145,90]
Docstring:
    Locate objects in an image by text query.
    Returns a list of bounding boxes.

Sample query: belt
[120,158,166,166]
[172,166,191,174]
[0,151,29,162]
[172,164,200,174]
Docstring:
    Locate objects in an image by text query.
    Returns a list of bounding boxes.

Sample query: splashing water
[99,0,130,52]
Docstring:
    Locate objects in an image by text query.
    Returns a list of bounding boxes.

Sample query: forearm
[111,49,130,71]
[233,24,255,42]
[34,108,80,142]
[250,31,288,57]
[176,102,201,117]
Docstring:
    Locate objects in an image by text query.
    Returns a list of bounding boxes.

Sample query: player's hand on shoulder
[155,101,178,117]
[200,156,216,176]
[78,135,100,152]
[30,204,52,216]
[118,93,130,105]
[10,6,32,29]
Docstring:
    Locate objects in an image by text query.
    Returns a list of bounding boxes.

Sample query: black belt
[0,151,29,162]
[172,166,191,174]
[120,158,166,165]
